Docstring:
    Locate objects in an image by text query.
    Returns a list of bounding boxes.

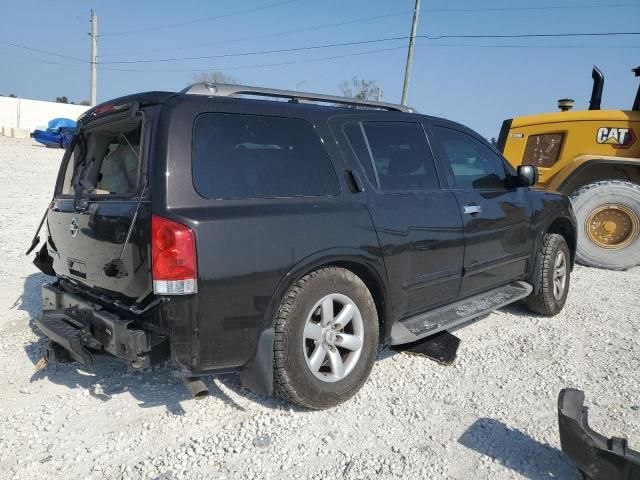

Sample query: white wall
[0,97,89,132]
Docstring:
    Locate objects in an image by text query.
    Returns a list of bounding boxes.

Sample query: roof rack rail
[181,83,414,113]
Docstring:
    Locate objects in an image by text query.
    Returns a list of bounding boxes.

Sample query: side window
[344,123,377,186]
[344,121,438,192]
[192,113,339,199]
[433,126,508,190]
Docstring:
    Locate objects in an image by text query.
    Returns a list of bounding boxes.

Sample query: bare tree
[339,77,379,100]
[190,71,238,85]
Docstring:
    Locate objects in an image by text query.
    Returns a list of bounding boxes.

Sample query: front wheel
[273,267,379,409]
[526,233,571,316]
[571,180,640,270]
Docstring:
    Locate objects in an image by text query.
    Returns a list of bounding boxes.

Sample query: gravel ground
[0,135,639,480]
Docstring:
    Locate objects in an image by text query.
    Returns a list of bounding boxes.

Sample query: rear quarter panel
[153,97,386,372]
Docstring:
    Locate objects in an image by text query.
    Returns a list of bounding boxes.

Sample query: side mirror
[517,164,538,187]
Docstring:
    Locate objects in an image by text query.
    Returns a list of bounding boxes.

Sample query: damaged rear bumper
[36,283,165,369]
[558,388,640,480]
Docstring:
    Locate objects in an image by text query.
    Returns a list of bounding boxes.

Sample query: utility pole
[90,10,98,106]
[401,0,421,106]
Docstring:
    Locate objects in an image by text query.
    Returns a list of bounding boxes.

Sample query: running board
[390,281,532,345]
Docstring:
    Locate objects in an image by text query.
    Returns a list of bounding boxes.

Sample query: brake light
[151,215,197,295]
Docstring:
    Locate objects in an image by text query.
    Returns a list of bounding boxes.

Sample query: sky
[1,0,639,138]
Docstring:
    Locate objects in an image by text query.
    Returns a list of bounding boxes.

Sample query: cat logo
[596,127,636,149]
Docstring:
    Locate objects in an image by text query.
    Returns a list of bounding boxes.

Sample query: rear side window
[192,113,339,199]
[345,121,439,192]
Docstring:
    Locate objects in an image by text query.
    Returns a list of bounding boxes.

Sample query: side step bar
[390,281,532,345]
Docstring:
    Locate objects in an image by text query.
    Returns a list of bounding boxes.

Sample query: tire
[273,267,379,409]
[570,180,640,270]
[526,233,571,316]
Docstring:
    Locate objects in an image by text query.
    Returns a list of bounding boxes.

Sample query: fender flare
[548,155,640,194]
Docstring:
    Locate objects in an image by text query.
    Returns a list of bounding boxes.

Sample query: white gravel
[0,135,639,480]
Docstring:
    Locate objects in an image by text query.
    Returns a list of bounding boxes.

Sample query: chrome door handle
[463,205,482,215]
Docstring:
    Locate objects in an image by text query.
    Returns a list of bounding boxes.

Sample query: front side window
[433,126,507,190]
[192,113,339,199]
[344,121,439,192]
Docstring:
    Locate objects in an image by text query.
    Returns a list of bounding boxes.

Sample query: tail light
[151,215,197,295]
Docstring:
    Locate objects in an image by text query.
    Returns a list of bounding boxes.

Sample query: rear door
[47,111,152,303]
[429,123,533,297]
[334,117,464,319]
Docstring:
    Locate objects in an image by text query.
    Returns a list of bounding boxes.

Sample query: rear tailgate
[47,111,152,303]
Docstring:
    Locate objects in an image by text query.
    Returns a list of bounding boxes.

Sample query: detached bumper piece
[558,388,640,480]
[36,283,159,369]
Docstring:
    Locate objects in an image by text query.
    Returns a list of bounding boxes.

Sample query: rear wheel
[571,180,640,270]
[526,233,571,316]
[273,267,379,409]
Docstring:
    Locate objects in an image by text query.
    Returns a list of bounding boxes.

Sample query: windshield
[59,117,142,198]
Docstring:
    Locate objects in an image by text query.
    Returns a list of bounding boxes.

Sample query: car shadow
[458,418,580,479]
[18,272,297,415]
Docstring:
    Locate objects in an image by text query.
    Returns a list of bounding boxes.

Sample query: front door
[334,118,465,320]
[430,124,533,297]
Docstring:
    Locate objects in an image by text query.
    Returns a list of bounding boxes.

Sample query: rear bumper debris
[558,388,640,480]
[36,283,163,369]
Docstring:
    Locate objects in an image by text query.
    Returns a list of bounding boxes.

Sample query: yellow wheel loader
[500,66,640,270]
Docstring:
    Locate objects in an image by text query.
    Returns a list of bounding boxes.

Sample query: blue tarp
[32,117,76,148]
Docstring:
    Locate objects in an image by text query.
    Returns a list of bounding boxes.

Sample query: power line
[98,2,640,58]
[3,39,637,76]
[0,40,85,63]
[99,36,408,64]
[99,45,410,73]
[0,50,86,68]
[423,32,640,40]
[99,11,411,57]
[100,0,303,37]
[425,2,638,13]
[98,32,640,65]
[97,40,640,74]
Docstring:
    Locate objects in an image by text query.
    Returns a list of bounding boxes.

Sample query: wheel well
[559,162,640,196]
[329,261,388,343]
[547,218,577,265]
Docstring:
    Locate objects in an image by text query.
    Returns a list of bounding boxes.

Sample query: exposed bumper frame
[36,283,162,369]
[558,388,640,480]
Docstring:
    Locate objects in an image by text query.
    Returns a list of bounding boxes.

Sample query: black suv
[30,84,576,409]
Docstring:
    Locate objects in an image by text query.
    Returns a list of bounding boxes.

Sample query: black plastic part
[392,330,461,365]
[344,170,363,193]
[589,66,604,111]
[633,66,640,111]
[497,118,513,153]
[558,388,640,480]
[36,315,93,365]
[33,243,55,277]
[239,327,274,395]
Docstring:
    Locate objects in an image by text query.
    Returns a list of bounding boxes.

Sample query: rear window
[192,113,339,199]
[59,118,142,197]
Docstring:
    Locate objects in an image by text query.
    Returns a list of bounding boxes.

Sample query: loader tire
[570,180,640,270]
